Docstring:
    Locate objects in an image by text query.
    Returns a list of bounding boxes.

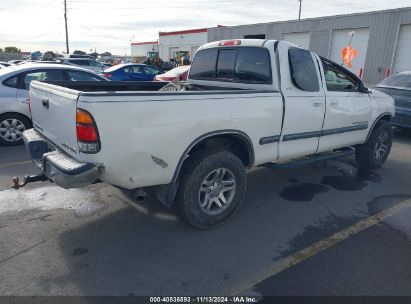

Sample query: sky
[0,0,411,55]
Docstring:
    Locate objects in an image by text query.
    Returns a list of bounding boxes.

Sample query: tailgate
[30,81,80,158]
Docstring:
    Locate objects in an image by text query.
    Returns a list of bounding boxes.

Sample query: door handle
[330,101,338,107]
[20,98,29,104]
[42,99,49,109]
[313,102,323,107]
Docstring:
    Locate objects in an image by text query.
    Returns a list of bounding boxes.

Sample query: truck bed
[43,80,169,92]
[29,80,283,190]
[42,81,247,92]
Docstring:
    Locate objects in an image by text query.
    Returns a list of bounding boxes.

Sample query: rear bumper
[23,129,99,189]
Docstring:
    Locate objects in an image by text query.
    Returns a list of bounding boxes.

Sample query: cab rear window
[190,47,272,84]
[189,48,218,80]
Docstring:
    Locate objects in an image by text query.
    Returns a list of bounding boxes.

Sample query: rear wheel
[0,113,31,146]
[355,120,393,169]
[176,150,247,229]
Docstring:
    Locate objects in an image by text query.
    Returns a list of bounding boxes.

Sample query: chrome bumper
[22,129,99,189]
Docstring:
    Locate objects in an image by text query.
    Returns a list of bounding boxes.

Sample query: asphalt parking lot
[0,130,410,296]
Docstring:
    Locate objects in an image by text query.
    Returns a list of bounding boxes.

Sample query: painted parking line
[232,197,411,295]
[0,160,32,169]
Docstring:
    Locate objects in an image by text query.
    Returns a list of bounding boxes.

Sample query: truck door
[317,57,372,152]
[278,44,326,159]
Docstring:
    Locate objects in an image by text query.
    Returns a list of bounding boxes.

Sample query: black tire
[355,120,393,169]
[175,149,247,229]
[0,113,32,146]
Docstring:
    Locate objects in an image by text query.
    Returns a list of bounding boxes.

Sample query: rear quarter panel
[77,91,283,189]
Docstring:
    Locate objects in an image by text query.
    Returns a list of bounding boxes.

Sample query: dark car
[0,61,12,67]
[102,64,162,81]
[375,72,411,130]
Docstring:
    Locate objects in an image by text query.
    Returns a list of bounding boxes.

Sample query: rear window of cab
[189,47,272,84]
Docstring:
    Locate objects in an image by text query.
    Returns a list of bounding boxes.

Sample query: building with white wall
[130,41,159,62]
[208,7,411,84]
[158,28,210,62]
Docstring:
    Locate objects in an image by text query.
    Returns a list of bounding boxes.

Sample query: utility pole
[298,0,302,20]
[64,0,69,54]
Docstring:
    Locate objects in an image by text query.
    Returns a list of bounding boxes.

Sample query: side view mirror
[359,81,371,94]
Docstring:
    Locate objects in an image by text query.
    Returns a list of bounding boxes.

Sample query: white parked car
[0,63,106,145]
[61,58,103,74]
[24,39,394,228]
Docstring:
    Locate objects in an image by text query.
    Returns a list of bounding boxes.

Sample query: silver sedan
[0,63,106,145]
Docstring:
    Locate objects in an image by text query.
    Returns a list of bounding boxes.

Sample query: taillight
[159,76,177,82]
[103,73,112,78]
[180,71,189,81]
[76,109,100,153]
[219,40,241,46]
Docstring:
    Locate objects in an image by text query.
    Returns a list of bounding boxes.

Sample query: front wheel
[176,150,247,229]
[355,120,393,169]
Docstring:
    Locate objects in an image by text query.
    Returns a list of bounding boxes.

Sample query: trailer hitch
[11,174,49,190]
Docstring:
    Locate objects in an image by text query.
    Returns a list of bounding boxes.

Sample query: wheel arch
[0,111,31,121]
[366,112,392,142]
[171,130,255,183]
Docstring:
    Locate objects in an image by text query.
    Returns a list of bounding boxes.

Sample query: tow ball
[11,174,49,190]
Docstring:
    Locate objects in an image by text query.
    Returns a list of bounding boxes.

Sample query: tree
[0,48,3,52]
[4,46,21,53]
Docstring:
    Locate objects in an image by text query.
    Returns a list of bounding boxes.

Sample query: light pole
[64,0,69,53]
[298,0,302,20]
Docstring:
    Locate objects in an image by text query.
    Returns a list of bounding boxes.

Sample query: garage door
[283,32,310,49]
[169,47,179,61]
[329,27,370,76]
[393,24,411,73]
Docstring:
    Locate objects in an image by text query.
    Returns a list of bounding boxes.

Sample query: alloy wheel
[198,168,236,216]
[0,118,26,143]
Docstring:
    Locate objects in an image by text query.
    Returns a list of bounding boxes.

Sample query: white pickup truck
[22,39,395,229]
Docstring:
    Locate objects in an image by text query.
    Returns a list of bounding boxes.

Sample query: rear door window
[22,70,66,89]
[189,48,218,80]
[289,48,320,92]
[144,66,161,75]
[123,66,144,73]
